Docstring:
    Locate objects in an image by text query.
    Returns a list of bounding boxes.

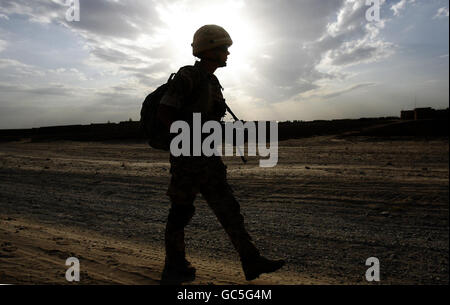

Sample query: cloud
[296,82,377,100]
[90,47,142,65]
[310,1,393,77]
[0,0,396,105]
[4,0,435,128]
[433,7,449,19]
[0,81,23,92]
[27,84,74,96]
[46,67,89,81]
[0,81,72,96]
[0,39,7,52]
[320,83,376,99]
[238,0,394,103]
[0,0,66,24]
[65,0,160,39]
[0,0,163,75]
[0,58,46,77]
[390,0,415,17]
[319,37,394,68]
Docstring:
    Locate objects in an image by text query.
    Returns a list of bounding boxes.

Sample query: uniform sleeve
[160,67,195,110]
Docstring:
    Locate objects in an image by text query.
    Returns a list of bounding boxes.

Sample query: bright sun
[153,0,262,81]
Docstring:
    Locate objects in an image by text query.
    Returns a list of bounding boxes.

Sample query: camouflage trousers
[165,155,260,263]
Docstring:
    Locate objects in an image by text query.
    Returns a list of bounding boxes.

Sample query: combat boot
[162,257,196,281]
[242,256,285,281]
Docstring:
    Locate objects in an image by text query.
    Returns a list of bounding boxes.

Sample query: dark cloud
[67,0,160,39]
[91,47,144,65]
[0,0,161,38]
[245,0,345,40]
[321,83,376,99]
[0,0,163,70]
[115,60,170,87]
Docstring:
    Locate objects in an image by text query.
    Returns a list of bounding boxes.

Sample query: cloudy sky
[0,0,448,129]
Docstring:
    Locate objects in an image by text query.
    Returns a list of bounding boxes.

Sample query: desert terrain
[0,136,448,284]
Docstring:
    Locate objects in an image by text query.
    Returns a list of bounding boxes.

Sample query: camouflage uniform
[160,61,260,264]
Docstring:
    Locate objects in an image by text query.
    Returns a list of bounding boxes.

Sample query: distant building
[401,110,415,120]
[435,108,449,119]
[401,107,448,120]
[414,107,435,120]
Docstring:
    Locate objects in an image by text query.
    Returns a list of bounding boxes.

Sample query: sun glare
[154,0,261,81]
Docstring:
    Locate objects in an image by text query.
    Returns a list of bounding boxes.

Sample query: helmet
[191,25,233,57]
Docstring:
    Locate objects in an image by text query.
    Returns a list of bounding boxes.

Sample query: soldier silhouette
[157,24,285,282]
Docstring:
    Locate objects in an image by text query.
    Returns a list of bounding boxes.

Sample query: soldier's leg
[202,186,260,261]
[165,176,197,263]
[200,161,260,261]
[200,159,285,281]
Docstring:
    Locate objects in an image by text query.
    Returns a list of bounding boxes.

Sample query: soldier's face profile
[213,45,230,67]
[201,46,230,67]
[214,45,230,54]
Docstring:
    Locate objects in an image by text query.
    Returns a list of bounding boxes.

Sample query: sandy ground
[0,136,448,285]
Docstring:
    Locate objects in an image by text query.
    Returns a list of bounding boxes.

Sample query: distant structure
[414,107,435,120]
[400,110,415,120]
[401,107,449,120]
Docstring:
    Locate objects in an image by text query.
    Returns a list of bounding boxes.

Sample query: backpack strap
[176,65,207,115]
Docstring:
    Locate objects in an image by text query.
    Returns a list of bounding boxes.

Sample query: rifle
[224,103,247,164]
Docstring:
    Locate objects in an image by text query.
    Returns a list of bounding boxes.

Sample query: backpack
[140,66,227,151]
[140,73,176,151]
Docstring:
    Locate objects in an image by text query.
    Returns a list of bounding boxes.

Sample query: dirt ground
[0,136,448,285]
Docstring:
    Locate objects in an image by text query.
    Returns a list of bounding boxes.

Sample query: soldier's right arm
[157,67,196,130]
